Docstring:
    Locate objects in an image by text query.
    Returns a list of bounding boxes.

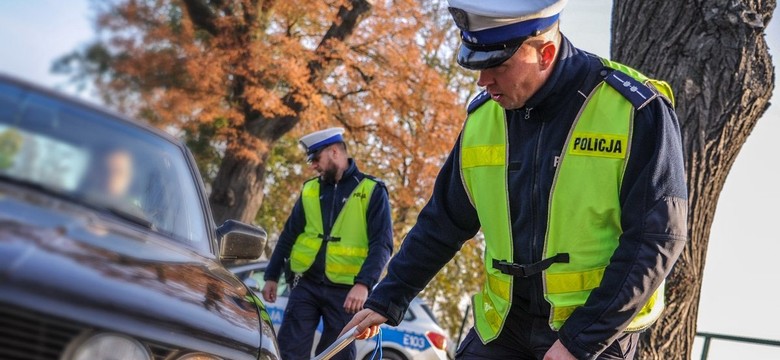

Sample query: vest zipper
[531,122,544,253]
[328,182,339,235]
[524,107,533,120]
[531,120,545,314]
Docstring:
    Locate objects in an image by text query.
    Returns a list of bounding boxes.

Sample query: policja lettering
[573,137,621,153]
[568,132,628,159]
[353,191,367,200]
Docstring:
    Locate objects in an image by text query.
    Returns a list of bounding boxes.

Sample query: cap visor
[457,44,521,70]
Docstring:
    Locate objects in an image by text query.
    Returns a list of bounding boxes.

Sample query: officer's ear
[329,144,344,160]
[538,41,557,70]
[332,142,347,158]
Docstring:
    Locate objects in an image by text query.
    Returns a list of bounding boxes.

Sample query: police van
[230,261,451,360]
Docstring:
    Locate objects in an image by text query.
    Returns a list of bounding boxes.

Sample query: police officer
[344,1,687,359]
[262,128,393,360]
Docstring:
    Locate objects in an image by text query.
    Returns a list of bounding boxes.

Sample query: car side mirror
[216,219,267,262]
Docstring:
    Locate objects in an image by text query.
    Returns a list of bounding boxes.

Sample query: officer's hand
[543,340,576,360]
[340,308,387,340]
[343,283,369,313]
[261,280,278,303]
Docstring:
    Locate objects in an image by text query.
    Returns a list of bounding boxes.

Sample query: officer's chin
[497,101,517,110]
[499,98,524,111]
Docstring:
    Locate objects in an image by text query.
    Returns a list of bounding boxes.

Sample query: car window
[419,302,440,326]
[403,308,415,322]
[0,81,209,250]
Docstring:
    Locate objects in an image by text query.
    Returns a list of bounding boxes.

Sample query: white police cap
[447,0,567,70]
[299,127,345,160]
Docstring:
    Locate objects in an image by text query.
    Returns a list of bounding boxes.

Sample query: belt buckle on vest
[318,234,342,242]
[493,259,530,277]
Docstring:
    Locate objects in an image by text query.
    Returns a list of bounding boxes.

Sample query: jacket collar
[320,158,360,185]
[517,35,591,121]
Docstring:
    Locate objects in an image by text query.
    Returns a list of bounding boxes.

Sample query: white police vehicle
[230,262,451,360]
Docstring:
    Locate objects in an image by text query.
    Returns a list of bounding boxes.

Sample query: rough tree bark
[180,0,374,224]
[610,1,775,358]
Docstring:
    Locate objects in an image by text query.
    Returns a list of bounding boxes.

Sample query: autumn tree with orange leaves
[56,0,483,336]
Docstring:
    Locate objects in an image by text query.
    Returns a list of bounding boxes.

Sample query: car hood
[0,190,263,359]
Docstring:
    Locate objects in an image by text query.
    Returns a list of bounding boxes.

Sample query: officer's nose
[477,70,495,88]
[309,161,320,173]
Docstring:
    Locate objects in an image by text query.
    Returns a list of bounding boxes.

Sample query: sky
[0,1,778,359]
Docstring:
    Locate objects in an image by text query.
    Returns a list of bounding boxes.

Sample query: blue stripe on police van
[267,307,284,325]
[376,327,431,351]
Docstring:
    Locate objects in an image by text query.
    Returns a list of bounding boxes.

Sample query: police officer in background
[344,1,687,359]
[262,128,393,360]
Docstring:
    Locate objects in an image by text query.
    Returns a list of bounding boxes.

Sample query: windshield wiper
[0,173,153,230]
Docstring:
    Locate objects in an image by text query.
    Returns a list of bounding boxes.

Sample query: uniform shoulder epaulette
[602,69,658,110]
[364,175,386,186]
[467,91,491,114]
[363,175,388,192]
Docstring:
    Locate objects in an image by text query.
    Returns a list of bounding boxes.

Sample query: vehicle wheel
[362,348,406,360]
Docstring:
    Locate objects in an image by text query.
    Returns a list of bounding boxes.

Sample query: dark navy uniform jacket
[264,159,393,289]
[364,36,688,359]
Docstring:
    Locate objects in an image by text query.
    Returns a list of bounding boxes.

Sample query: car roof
[0,73,185,149]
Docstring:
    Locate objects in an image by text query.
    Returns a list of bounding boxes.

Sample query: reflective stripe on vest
[289,178,376,285]
[461,62,671,342]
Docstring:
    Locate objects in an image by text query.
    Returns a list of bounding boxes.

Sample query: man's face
[308,145,339,183]
[99,150,134,199]
[476,43,550,110]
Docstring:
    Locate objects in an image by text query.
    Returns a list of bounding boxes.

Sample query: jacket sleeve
[354,182,394,288]
[364,136,481,325]
[558,98,688,359]
[264,195,306,282]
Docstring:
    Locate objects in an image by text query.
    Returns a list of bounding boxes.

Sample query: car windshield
[0,80,209,249]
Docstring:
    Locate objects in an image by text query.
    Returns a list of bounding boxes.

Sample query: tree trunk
[208,143,270,224]
[610,1,775,358]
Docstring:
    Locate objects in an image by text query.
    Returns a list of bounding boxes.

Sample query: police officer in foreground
[344,1,687,359]
[262,128,392,360]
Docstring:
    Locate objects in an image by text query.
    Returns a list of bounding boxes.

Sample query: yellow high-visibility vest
[460,59,674,342]
[290,178,376,285]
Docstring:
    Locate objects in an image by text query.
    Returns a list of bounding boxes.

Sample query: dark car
[0,74,281,360]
